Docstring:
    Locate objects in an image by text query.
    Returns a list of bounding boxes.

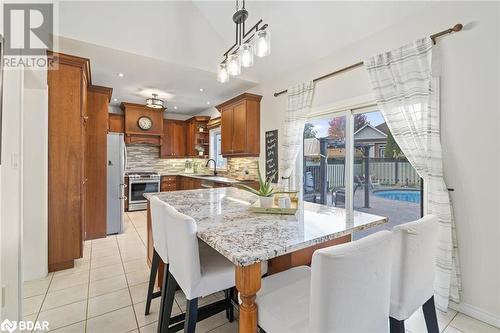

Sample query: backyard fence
[305,159,420,191]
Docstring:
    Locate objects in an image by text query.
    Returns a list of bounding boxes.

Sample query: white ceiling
[56,1,434,115]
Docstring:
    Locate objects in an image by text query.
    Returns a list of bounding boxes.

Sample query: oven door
[128,179,159,211]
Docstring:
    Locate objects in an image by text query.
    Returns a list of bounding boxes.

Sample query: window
[209,127,227,169]
[303,106,422,239]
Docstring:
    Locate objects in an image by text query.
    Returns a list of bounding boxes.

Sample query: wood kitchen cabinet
[216,93,262,157]
[86,85,113,240]
[178,176,202,190]
[47,51,90,271]
[186,116,210,157]
[161,176,178,191]
[161,119,186,157]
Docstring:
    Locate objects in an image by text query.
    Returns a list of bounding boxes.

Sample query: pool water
[374,190,421,204]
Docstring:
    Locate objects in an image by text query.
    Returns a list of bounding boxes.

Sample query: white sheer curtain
[279,82,314,190]
[364,38,461,311]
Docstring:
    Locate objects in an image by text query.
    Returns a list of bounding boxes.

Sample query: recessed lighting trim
[206,101,211,105]
[199,88,204,92]
[174,106,178,110]
[113,98,118,102]
[117,73,124,77]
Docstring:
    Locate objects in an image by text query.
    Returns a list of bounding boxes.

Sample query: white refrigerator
[107,133,126,234]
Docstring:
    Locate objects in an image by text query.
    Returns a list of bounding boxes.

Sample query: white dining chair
[389,215,439,333]
[256,230,393,333]
[144,196,168,316]
[159,201,236,333]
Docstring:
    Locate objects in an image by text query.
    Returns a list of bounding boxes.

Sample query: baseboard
[449,301,500,328]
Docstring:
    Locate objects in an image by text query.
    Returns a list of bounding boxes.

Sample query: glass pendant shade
[217,63,229,83]
[227,54,241,76]
[146,93,164,109]
[255,29,271,58]
[239,43,254,68]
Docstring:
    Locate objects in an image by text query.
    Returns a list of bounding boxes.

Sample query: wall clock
[137,116,153,130]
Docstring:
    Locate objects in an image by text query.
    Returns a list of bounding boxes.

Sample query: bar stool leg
[184,298,198,333]
[389,317,405,333]
[145,250,161,315]
[423,296,439,333]
[158,270,177,333]
[225,288,234,322]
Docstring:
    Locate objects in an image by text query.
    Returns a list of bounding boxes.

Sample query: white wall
[250,1,500,325]
[22,70,48,281]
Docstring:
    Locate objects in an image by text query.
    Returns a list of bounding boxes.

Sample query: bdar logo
[0,319,17,333]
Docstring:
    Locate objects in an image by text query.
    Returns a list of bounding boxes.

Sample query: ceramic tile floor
[23,211,499,333]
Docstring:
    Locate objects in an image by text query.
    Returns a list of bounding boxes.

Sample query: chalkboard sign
[265,130,278,183]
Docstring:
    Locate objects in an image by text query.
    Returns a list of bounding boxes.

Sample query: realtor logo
[3,3,53,55]
[0,319,16,333]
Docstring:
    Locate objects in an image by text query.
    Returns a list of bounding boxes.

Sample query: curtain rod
[273,23,463,97]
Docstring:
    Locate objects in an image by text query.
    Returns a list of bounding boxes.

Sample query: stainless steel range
[127,172,160,211]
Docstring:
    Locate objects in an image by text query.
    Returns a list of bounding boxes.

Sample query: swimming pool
[374,190,421,204]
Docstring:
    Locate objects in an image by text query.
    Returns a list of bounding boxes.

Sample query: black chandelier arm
[222,19,266,59]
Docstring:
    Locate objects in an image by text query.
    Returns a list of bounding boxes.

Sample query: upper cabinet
[186,116,210,157]
[216,93,262,157]
[161,119,186,158]
[120,102,164,145]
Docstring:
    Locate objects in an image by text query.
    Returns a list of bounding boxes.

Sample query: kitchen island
[145,187,387,333]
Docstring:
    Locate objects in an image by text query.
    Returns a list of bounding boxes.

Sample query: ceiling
[56,1,434,115]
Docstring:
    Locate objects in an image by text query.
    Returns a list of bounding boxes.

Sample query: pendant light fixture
[217,0,270,82]
[145,93,164,109]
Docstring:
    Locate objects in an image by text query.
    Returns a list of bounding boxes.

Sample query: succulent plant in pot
[237,162,279,208]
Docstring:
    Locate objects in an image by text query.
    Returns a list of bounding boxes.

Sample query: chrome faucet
[205,159,217,176]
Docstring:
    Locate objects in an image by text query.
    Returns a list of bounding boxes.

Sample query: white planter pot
[259,195,274,208]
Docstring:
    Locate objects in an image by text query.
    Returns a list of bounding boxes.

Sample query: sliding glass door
[302,106,422,239]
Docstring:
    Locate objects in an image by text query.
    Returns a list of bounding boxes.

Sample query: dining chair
[160,201,236,333]
[256,230,393,333]
[145,196,168,316]
[389,215,439,333]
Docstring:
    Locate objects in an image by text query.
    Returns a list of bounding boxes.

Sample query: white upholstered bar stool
[145,196,169,316]
[160,201,236,333]
[256,230,393,333]
[389,215,439,333]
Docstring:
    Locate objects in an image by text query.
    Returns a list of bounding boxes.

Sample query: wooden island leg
[235,263,261,333]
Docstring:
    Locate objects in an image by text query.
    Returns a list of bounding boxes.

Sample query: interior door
[232,101,246,153]
[221,108,233,155]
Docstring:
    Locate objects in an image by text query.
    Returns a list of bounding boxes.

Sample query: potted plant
[237,162,279,208]
[195,145,205,156]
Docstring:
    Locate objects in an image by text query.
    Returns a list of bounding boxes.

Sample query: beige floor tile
[126,269,150,287]
[53,260,90,278]
[91,246,120,258]
[195,311,230,333]
[133,297,182,328]
[209,321,238,333]
[89,274,128,298]
[49,321,85,333]
[49,271,89,292]
[87,288,132,318]
[24,274,53,298]
[90,254,122,269]
[449,313,500,333]
[120,249,147,263]
[23,294,45,316]
[90,263,125,282]
[139,322,157,333]
[174,291,220,311]
[42,283,88,311]
[37,300,87,331]
[86,306,138,333]
[123,259,150,274]
[129,283,151,305]
[442,326,464,333]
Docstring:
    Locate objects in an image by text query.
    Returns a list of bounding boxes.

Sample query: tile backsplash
[125,144,209,174]
[126,144,259,180]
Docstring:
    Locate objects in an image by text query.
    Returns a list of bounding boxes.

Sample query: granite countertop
[145,187,387,267]
[159,173,254,185]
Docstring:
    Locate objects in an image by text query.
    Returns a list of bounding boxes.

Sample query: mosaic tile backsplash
[125,144,258,179]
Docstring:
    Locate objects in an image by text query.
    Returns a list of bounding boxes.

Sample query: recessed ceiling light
[174,106,178,110]
[206,101,211,105]
[117,73,124,77]
[113,98,118,102]
[199,88,204,92]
